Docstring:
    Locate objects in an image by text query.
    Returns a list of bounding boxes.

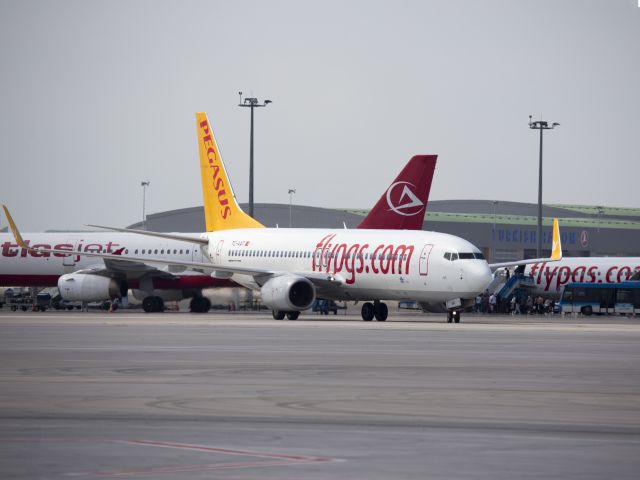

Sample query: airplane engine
[58,274,121,302]
[260,275,315,311]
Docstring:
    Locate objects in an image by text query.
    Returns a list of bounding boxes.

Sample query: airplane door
[62,239,77,268]
[419,244,433,276]
[191,244,204,263]
[214,240,224,264]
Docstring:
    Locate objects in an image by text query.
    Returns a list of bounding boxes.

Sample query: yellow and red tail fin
[196,112,265,232]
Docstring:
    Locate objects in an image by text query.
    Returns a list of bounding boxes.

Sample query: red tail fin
[357,155,436,230]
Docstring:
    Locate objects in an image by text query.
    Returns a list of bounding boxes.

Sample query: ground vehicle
[312,299,340,315]
[4,288,35,311]
[559,281,640,315]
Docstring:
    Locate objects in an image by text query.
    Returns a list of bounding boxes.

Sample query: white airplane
[0,230,232,312]
[3,112,562,322]
[0,143,438,314]
[514,257,640,299]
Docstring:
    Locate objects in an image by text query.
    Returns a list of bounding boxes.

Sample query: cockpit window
[451,252,458,261]
[444,252,451,260]
[458,252,486,260]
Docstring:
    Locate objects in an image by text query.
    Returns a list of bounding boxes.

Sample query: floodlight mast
[238,92,272,218]
[529,116,560,257]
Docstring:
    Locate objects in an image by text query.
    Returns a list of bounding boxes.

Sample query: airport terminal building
[129,200,640,262]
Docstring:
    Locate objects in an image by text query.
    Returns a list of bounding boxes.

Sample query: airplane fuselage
[523,257,640,299]
[205,228,493,303]
[0,232,216,288]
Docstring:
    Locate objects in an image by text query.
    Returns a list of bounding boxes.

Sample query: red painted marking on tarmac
[67,439,335,477]
[118,439,331,462]
[88,460,319,477]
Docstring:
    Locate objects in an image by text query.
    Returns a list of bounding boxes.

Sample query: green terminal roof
[342,208,640,230]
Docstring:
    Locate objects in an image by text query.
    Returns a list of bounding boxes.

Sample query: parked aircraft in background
[519,257,640,299]
[4,112,562,322]
[0,231,231,312]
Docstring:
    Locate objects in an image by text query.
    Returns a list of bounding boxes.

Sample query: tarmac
[0,309,639,479]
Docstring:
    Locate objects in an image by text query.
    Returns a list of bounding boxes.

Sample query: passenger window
[154,249,158,254]
[180,249,183,254]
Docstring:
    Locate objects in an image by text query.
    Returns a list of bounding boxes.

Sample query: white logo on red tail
[386,182,424,216]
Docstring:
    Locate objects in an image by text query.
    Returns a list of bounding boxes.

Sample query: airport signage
[495,228,576,246]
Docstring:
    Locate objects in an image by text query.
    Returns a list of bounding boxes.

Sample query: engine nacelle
[58,274,120,302]
[260,275,315,311]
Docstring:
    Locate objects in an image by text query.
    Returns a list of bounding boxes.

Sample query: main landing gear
[361,300,388,321]
[142,296,165,313]
[272,310,300,320]
[190,296,211,313]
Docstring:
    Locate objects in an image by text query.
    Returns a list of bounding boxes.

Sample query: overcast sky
[1,0,639,231]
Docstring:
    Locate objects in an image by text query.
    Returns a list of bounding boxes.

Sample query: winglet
[196,112,265,232]
[2,205,30,251]
[550,217,562,261]
[488,217,563,269]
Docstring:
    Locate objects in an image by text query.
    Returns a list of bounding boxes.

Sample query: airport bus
[559,281,640,316]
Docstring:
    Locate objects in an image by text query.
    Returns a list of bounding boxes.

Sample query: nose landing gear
[447,310,461,323]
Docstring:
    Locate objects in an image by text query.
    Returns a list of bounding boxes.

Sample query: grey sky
[1,0,639,231]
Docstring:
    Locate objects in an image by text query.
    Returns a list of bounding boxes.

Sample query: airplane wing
[3,205,344,288]
[488,218,562,269]
[87,224,209,245]
[65,261,180,281]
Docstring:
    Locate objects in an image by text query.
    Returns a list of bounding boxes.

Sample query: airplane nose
[466,261,493,294]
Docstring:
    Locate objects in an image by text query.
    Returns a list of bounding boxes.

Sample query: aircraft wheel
[143,296,164,313]
[272,310,286,320]
[374,302,388,321]
[190,296,211,313]
[446,311,453,323]
[142,297,155,313]
[286,311,300,320]
[581,305,593,316]
[361,302,375,321]
[156,297,165,312]
[453,310,460,323]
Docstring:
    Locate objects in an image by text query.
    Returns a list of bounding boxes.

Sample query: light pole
[529,116,559,257]
[288,188,296,227]
[492,200,498,262]
[238,92,272,218]
[141,181,150,230]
